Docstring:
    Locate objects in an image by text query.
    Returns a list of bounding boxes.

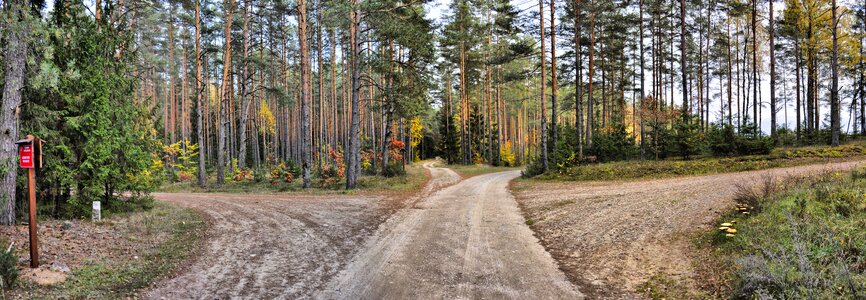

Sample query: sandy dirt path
[513,160,866,299]
[144,162,460,299]
[321,170,583,299]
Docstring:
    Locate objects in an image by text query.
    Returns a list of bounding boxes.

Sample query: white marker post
[92,201,101,222]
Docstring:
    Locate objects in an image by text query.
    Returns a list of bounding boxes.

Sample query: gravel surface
[512,160,866,299]
[322,170,582,299]
[144,162,460,299]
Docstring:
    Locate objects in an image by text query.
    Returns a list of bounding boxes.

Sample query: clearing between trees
[115,159,864,299]
[512,159,866,298]
[144,161,460,299]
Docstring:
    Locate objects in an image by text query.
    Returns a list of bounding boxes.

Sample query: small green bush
[382,163,406,177]
[588,119,638,162]
[0,240,18,289]
[668,115,705,159]
[707,123,774,157]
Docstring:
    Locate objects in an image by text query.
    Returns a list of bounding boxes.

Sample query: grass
[536,143,866,181]
[637,273,700,300]
[159,163,429,195]
[445,163,522,178]
[698,169,866,298]
[17,202,206,299]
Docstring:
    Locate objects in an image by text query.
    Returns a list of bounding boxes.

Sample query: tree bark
[217,0,234,185]
[587,5,595,146]
[195,0,207,188]
[298,0,312,188]
[346,1,361,189]
[0,0,29,225]
[680,0,688,116]
[769,0,777,137]
[539,0,549,172]
[550,0,558,150]
[575,0,584,159]
[238,0,251,169]
[830,0,840,146]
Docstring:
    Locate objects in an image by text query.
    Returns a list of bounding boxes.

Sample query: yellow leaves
[409,117,423,148]
[258,100,276,134]
[500,140,517,166]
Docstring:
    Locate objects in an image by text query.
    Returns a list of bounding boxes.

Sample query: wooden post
[17,134,39,268]
[27,166,37,268]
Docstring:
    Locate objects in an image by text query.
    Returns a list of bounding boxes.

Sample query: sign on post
[16,135,41,268]
[19,143,33,169]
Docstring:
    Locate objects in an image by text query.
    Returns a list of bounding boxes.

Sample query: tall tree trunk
[860,26,865,135]
[195,0,207,188]
[638,0,645,159]
[299,0,312,188]
[539,0,549,172]
[575,0,584,159]
[769,0,777,137]
[169,13,176,143]
[217,0,234,185]
[751,0,761,127]
[830,0,840,146]
[795,41,802,140]
[680,0,688,116]
[346,1,361,189]
[486,7,494,164]
[238,0,251,169]
[727,18,733,125]
[550,0,558,150]
[587,6,595,146]
[313,5,322,171]
[0,0,29,225]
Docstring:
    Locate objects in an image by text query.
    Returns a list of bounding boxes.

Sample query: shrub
[587,120,638,162]
[382,163,406,177]
[270,163,295,184]
[522,157,547,178]
[707,123,738,156]
[550,125,580,170]
[500,140,517,167]
[360,150,376,175]
[707,123,774,157]
[774,126,798,146]
[668,115,705,159]
[0,240,18,289]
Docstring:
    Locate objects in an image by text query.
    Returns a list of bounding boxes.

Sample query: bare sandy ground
[321,171,583,299]
[512,160,866,299]
[144,162,460,299]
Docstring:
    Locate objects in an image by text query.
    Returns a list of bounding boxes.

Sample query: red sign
[19,144,33,169]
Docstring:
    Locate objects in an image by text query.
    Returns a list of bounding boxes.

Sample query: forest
[1,0,861,217]
[0,0,865,298]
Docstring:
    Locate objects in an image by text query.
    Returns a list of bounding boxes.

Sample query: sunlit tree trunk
[217,0,234,185]
[299,0,313,188]
[195,0,207,188]
[346,0,361,189]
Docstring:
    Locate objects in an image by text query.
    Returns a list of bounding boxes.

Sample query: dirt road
[144,162,460,299]
[513,160,866,298]
[321,171,582,299]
